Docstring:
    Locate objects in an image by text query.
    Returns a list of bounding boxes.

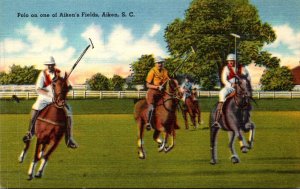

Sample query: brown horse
[134,79,181,159]
[181,91,202,129]
[18,73,70,180]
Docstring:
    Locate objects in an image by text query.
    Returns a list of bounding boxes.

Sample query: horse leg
[182,108,189,130]
[153,130,162,145]
[210,124,220,165]
[164,130,175,153]
[28,141,41,180]
[19,141,31,163]
[247,122,255,149]
[228,131,240,164]
[137,119,146,159]
[158,131,166,152]
[236,129,249,153]
[35,141,60,178]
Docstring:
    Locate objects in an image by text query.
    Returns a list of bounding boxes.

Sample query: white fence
[1,90,300,99]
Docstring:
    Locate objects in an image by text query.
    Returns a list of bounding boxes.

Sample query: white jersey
[221,65,250,87]
[32,70,56,110]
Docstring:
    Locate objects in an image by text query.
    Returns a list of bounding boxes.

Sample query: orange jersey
[146,67,170,86]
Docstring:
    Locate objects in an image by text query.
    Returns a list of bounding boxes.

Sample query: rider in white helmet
[22,56,78,148]
[215,53,251,122]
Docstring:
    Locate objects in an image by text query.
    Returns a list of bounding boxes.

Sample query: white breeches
[219,87,235,102]
[32,96,72,116]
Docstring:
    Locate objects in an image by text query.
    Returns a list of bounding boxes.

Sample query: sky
[0,0,299,86]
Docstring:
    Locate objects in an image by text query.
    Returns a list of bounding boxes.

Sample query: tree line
[0,64,127,91]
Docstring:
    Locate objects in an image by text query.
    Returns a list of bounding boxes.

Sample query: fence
[1,90,300,99]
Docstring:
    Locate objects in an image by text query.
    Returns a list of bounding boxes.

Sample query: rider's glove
[158,85,164,91]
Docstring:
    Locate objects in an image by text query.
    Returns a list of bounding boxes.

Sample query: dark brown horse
[18,73,70,180]
[134,79,181,159]
[181,90,202,129]
[210,75,255,164]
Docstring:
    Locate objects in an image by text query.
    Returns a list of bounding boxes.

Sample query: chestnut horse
[18,73,70,180]
[134,79,181,159]
[210,75,256,164]
[181,90,202,129]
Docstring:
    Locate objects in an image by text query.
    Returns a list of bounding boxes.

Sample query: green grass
[1,112,300,188]
[1,98,300,114]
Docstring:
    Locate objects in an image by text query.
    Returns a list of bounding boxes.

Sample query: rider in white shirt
[215,54,250,122]
[22,57,78,148]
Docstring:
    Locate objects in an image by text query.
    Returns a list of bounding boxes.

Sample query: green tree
[131,55,155,85]
[87,73,110,91]
[165,0,276,87]
[110,75,126,91]
[0,64,40,84]
[260,66,294,91]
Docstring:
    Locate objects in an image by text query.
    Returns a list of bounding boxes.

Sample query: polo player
[145,56,170,130]
[181,76,197,102]
[215,53,251,122]
[22,56,78,148]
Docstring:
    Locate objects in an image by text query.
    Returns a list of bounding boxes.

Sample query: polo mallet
[171,46,196,77]
[66,38,94,79]
[230,33,240,83]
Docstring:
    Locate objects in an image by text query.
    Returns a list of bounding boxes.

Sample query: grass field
[1,109,300,188]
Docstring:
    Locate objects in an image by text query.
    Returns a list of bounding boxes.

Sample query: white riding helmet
[226,54,236,61]
[44,56,56,65]
[154,56,165,63]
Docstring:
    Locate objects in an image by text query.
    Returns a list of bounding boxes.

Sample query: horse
[210,75,256,164]
[181,89,202,129]
[134,79,181,159]
[18,73,70,180]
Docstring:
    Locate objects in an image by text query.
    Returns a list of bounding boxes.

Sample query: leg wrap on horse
[23,110,39,143]
[65,116,78,149]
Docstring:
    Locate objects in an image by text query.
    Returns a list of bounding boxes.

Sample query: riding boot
[215,102,224,122]
[22,110,39,143]
[65,116,78,149]
[146,104,154,131]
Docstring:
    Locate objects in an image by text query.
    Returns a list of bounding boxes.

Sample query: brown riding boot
[65,116,78,149]
[22,110,39,143]
[145,105,154,131]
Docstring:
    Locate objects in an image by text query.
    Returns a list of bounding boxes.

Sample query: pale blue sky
[0,0,299,84]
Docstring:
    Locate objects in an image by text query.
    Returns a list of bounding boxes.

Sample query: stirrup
[145,123,152,131]
[22,133,33,143]
[212,121,221,128]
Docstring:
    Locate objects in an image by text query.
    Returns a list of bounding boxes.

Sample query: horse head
[234,75,253,107]
[52,72,69,107]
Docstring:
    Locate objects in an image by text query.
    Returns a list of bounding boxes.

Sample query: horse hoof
[138,151,145,159]
[241,146,249,153]
[18,156,24,163]
[210,159,217,165]
[164,145,174,153]
[35,172,42,178]
[231,156,240,164]
[27,175,33,181]
[247,141,253,149]
[158,143,165,152]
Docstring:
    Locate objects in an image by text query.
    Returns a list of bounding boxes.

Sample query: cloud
[0,22,167,84]
[264,24,300,69]
[148,24,161,37]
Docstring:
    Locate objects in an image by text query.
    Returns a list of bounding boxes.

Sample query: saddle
[37,104,67,127]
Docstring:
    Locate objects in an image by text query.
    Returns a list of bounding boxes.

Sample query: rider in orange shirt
[145,56,170,130]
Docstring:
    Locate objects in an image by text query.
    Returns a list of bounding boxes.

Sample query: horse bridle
[51,81,66,108]
[161,79,182,112]
[234,78,251,109]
